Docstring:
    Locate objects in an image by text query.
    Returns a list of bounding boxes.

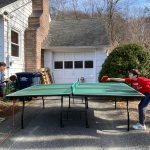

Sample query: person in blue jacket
[0,62,6,97]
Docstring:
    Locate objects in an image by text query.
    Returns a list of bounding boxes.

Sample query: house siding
[0,0,32,76]
[0,16,4,61]
[44,50,53,70]
[95,48,107,81]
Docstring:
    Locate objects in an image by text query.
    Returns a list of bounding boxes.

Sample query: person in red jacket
[102,69,150,130]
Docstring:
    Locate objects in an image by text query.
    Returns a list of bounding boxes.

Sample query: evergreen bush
[99,44,150,81]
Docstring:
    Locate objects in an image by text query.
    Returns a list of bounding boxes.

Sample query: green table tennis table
[6,81,145,130]
[6,83,72,129]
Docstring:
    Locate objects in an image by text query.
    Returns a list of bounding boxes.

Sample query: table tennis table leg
[61,96,63,107]
[67,96,70,120]
[126,99,130,131]
[82,97,84,103]
[42,96,45,109]
[73,96,74,104]
[85,97,88,109]
[69,96,70,108]
[127,111,130,131]
[115,98,117,109]
[21,99,25,129]
[85,97,89,128]
[60,96,64,127]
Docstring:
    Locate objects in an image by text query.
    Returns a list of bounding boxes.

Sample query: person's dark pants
[0,85,3,97]
[138,93,150,125]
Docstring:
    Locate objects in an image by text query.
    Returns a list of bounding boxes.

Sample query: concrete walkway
[0,97,150,150]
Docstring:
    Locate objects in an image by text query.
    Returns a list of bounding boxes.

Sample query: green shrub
[99,44,150,81]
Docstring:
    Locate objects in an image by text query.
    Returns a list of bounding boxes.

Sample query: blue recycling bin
[16,72,41,90]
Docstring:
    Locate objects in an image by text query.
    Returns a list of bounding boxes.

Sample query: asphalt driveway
[0,97,150,150]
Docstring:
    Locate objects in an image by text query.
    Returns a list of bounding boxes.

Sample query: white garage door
[53,52,96,83]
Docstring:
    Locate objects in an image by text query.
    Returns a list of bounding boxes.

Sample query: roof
[43,18,110,48]
[0,0,17,8]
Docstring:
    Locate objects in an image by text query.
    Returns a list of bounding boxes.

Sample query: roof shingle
[43,18,109,48]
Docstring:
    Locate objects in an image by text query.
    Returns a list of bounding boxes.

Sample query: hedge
[99,44,150,81]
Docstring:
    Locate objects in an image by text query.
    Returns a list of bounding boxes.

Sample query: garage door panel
[84,69,94,79]
[74,53,84,60]
[84,52,95,59]
[64,53,74,60]
[53,71,62,78]
[63,70,74,78]
[53,52,95,83]
[84,78,95,83]
[74,69,84,78]
[54,53,64,60]
[56,79,73,83]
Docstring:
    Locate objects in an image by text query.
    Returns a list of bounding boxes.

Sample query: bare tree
[81,0,97,17]
[49,0,150,52]
[103,0,121,44]
[49,0,68,19]
[71,0,79,19]
[126,8,150,51]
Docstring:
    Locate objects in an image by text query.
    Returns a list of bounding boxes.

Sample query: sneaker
[132,123,146,130]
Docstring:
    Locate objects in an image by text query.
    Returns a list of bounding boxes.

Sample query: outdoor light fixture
[3,11,13,19]
[6,55,14,68]
[3,11,9,16]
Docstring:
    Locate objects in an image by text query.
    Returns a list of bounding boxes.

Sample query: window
[64,61,73,69]
[85,61,93,68]
[54,61,63,69]
[74,61,83,69]
[11,30,19,57]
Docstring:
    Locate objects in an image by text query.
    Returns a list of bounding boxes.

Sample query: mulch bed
[117,100,150,123]
[117,100,138,121]
[0,101,20,118]
[0,98,37,119]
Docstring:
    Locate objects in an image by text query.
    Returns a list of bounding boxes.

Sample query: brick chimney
[24,0,49,71]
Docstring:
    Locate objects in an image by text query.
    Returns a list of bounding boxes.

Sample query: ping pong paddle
[101,75,108,82]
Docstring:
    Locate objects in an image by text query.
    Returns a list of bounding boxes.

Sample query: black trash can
[16,72,41,101]
[16,72,41,90]
[32,72,42,86]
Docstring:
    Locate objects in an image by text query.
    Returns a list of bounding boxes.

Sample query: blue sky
[119,0,150,16]
[75,0,150,11]
[51,0,150,13]
[130,0,150,7]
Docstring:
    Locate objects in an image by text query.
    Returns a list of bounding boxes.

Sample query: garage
[42,19,110,83]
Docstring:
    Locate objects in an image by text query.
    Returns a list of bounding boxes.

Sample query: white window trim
[10,28,20,58]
